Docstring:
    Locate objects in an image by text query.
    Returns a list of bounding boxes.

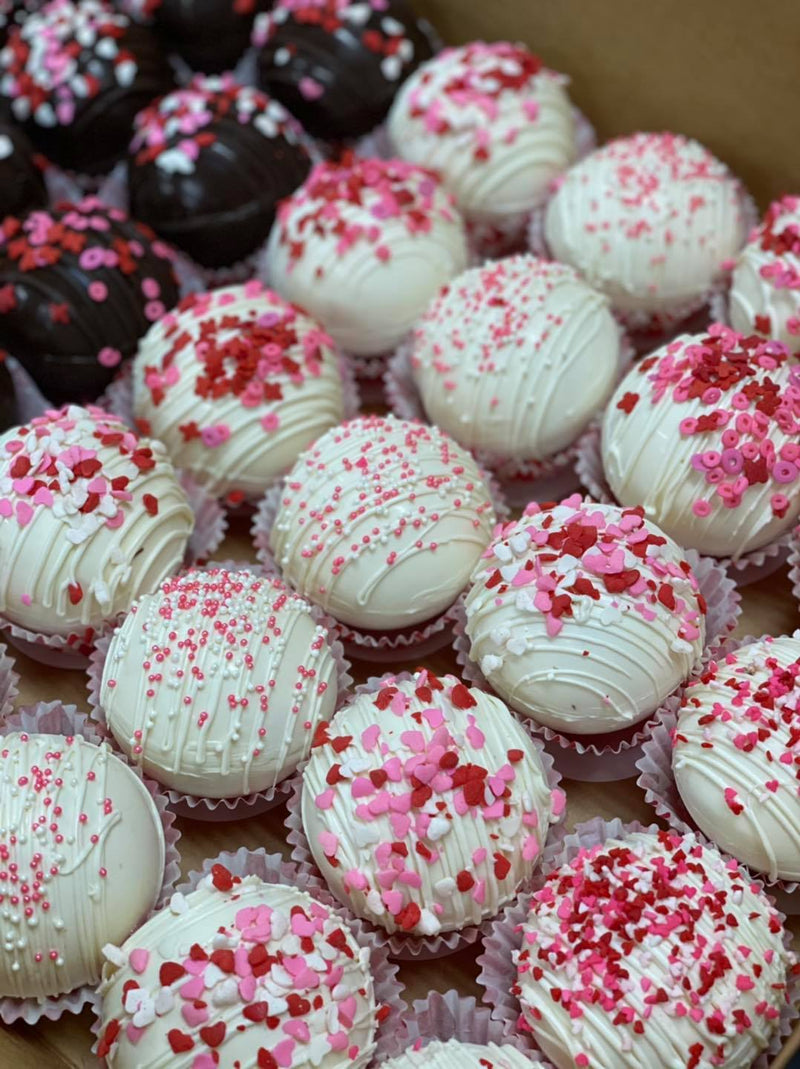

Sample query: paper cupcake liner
[636,631,800,911]
[476,815,800,1069]
[785,532,800,612]
[0,474,224,670]
[575,425,795,584]
[86,561,354,821]
[397,989,542,1058]
[0,642,19,721]
[252,470,507,662]
[164,848,408,1065]
[0,701,181,1026]
[285,670,565,961]
[451,548,740,782]
[5,355,52,423]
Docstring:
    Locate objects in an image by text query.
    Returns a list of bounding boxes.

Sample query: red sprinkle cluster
[516,830,792,1067]
[0,0,137,127]
[676,639,800,813]
[621,323,800,519]
[273,155,459,267]
[477,494,705,641]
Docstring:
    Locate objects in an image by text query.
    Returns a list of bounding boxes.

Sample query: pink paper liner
[160,847,408,1065]
[636,631,800,911]
[399,989,542,1058]
[384,324,634,510]
[86,559,354,821]
[285,670,565,961]
[476,817,800,1069]
[252,470,507,663]
[575,424,795,585]
[0,473,225,670]
[0,642,19,721]
[0,701,181,1026]
[451,547,740,782]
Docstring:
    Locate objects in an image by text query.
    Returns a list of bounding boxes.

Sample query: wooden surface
[0,516,798,1066]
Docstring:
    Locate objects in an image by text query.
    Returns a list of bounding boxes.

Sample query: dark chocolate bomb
[0,0,174,175]
[128,75,311,268]
[0,198,180,403]
[251,0,434,142]
[0,358,17,431]
[151,0,270,74]
[0,123,48,219]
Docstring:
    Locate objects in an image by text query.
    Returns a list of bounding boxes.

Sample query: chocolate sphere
[128,75,311,268]
[153,0,269,74]
[0,0,174,174]
[0,122,47,218]
[252,0,434,142]
[0,358,17,430]
[0,198,179,403]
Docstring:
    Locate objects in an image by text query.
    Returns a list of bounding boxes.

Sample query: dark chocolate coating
[0,201,180,404]
[0,124,48,219]
[0,6,175,174]
[0,359,17,431]
[154,0,270,74]
[128,87,311,268]
[253,0,433,141]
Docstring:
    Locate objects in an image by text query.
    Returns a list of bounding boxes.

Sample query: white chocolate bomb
[101,568,340,799]
[0,732,165,999]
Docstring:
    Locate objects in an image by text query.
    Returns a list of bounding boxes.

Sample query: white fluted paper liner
[476,816,800,1069]
[575,425,796,585]
[285,670,565,961]
[0,474,224,671]
[252,469,508,662]
[5,355,52,423]
[393,989,543,1059]
[710,287,731,328]
[0,642,19,721]
[86,560,354,822]
[451,548,740,782]
[0,701,181,1026]
[636,631,800,912]
[785,531,800,612]
[168,847,407,1065]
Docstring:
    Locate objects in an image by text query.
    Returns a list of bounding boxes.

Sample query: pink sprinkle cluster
[309,670,564,934]
[619,323,800,519]
[0,404,160,547]
[516,830,791,1068]
[403,41,546,162]
[98,862,377,1067]
[131,74,305,175]
[676,639,800,811]
[476,494,705,641]
[273,155,458,266]
[0,0,138,126]
[109,569,331,745]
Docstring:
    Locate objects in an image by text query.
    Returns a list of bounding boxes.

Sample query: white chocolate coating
[674,635,800,882]
[409,255,620,462]
[266,157,468,357]
[384,1038,541,1068]
[515,831,792,1069]
[101,568,339,799]
[602,325,800,559]
[0,405,193,638]
[97,871,377,1069]
[388,42,576,228]
[132,283,346,504]
[544,132,749,321]
[730,195,800,348]
[301,671,562,937]
[269,414,496,631]
[464,496,705,736]
[0,732,165,999]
